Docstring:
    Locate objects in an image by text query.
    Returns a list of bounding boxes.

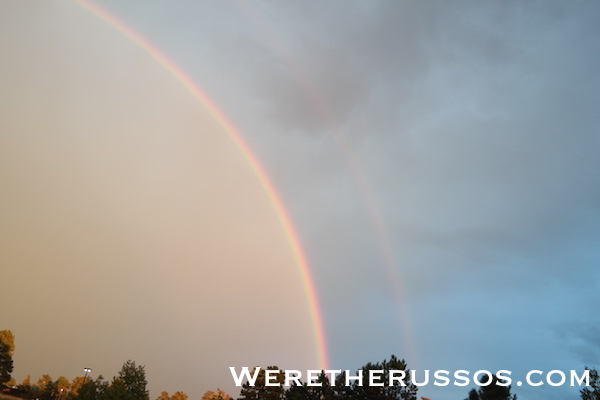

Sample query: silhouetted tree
[108,361,149,400]
[39,379,59,400]
[285,370,334,400]
[74,375,108,400]
[466,388,479,400]
[238,366,285,400]
[109,377,130,400]
[336,355,418,400]
[16,375,33,399]
[70,376,90,398]
[285,355,417,400]
[0,330,15,386]
[581,368,600,400]
[465,374,516,400]
[33,374,58,400]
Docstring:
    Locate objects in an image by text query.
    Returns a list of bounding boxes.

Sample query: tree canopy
[237,355,418,400]
[464,374,516,400]
[0,330,14,386]
[238,366,285,400]
[202,389,233,400]
[581,368,600,400]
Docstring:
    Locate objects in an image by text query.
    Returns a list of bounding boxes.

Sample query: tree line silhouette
[2,330,598,400]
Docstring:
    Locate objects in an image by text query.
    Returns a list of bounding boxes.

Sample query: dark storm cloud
[236,0,600,287]
[229,4,600,393]
[247,1,443,134]
[246,2,564,132]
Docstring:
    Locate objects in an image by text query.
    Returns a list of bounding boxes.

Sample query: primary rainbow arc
[73,0,329,370]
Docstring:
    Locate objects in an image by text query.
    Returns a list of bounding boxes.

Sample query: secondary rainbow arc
[73,0,329,370]
[236,3,415,363]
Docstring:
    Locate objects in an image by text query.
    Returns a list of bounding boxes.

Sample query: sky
[1,1,600,400]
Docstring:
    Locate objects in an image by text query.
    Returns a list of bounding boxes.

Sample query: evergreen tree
[336,355,417,400]
[109,360,150,400]
[466,388,479,400]
[285,371,334,400]
[465,374,516,400]
[238,366,285,400]
[581,368,600,400]
[74,376,108,400]
[285,355,417,400]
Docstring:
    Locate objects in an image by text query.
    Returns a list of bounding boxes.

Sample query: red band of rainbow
[72,0,330,371]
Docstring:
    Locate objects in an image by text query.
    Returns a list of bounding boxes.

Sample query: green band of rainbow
[73,0,330,370]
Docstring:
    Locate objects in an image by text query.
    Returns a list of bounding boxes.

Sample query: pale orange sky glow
[1,1,319,397]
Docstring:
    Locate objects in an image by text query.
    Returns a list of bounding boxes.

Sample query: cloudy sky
[2,1,600,400]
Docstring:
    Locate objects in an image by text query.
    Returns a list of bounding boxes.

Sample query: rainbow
[234,3,416,363]
[72,0,329,370]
